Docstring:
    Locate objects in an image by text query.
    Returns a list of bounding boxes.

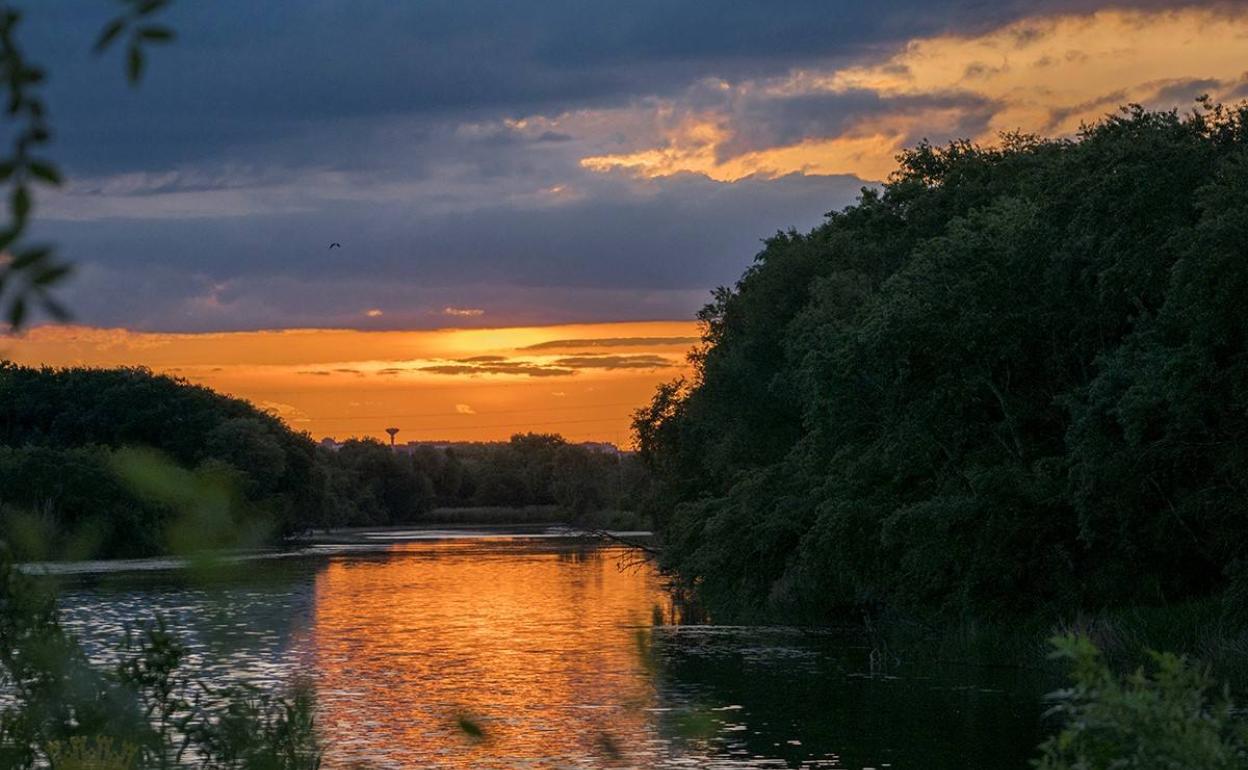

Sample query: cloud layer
[580,7,1248,181]
[18,0,1248,330]
[4,321,699,443]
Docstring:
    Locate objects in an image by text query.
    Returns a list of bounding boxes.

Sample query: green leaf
[455,714,485,740]
[38,293,69,321]
[139,25,174,42]
[33,263,70,286]
[0,161,16,181]
[94,18,126,53]
[11,185,30,223]
[127,45,144,84]
[27,160,61,186]
[136,0,170,15]
[7,296,25,328]
[10,246,49,271]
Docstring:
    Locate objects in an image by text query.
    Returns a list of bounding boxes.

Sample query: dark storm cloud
[1227,76,1248,101]
[550,355,675,370]
[416,352,673,377]
[12,0,1235,331]
[44,171,865,330]
[419,363,576,378]
[25,0,1218,175]
[714,89,1001,160]
[521,337,699,351]
[1044,89,1132,131]
[1153,78,1225,104]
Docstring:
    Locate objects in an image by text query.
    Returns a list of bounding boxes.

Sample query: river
[49,531,1049,769]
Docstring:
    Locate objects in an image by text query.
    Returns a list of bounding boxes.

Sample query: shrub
[1036,635,1248,770]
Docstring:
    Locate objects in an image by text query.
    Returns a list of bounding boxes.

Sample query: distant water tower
[385,427,400,448]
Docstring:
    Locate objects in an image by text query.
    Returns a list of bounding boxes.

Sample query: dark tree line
[0,362,647,559]
[634,102,1248,621]
[319,432,650,525]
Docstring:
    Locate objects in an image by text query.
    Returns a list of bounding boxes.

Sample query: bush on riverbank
[635,102,1248,621]
[1037,635,1248,770]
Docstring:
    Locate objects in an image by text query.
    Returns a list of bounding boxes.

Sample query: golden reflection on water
[310,540,672,768]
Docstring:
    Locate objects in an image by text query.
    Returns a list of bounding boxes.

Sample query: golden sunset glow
[578,6,1248,183]
[3,321,699,444]
[310,543,671,767]
[581,111,959,183]
[8,2,1248,768]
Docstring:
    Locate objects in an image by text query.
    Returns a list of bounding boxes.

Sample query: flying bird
[329,242,341,249]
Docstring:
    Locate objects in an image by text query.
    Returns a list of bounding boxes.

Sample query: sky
[6,321,698,444]
[5,0,1248,441]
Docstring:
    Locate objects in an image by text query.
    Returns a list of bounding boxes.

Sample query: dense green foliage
[317,432,646,524]
[442,433,652,515]
[0,363,323,558]
[1036,635,1248,770]
[0,363,645,559]
[636,103,1248,620]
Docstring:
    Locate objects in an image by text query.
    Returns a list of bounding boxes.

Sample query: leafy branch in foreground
[0,0,174,330]
[94,0,177,85]
[1036,635,1248,770]
[0,547,322,769]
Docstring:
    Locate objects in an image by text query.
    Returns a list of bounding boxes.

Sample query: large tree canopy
[636,103,1248,621]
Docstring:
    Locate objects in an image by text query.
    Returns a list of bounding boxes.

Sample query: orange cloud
[818,7,1248,137]
[578,7,1248,183]
[583,109,966,182]
[3,320,698,445]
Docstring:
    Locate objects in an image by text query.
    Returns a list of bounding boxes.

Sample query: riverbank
[290,521,654,546]
[417,505,650,530]
[852,596,1248,694]
[19,524,656,577]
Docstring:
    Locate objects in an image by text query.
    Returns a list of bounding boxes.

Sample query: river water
[50,532,1049,769]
